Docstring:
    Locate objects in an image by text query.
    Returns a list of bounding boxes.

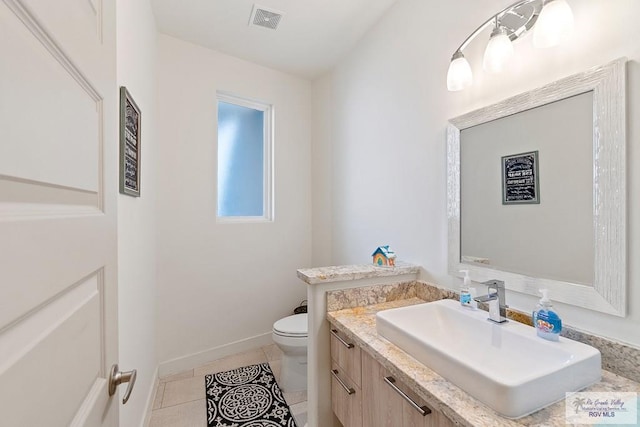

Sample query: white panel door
[0,0,119,425]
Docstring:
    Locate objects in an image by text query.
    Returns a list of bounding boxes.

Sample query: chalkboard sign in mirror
[119,87,141,197]
[501,151,539,205]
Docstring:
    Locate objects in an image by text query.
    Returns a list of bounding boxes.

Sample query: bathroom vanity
[330,326,455,427]
[326,281,640,427]
[298,262,422,427]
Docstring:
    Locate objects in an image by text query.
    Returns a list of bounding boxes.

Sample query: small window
[216,93,273,221]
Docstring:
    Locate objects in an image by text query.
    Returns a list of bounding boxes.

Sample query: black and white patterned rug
[205,363,298,427]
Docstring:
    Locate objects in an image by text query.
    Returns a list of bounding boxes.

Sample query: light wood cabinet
[330,328,362,387]
[330,327,455,427]
[330,328,362,427]
[361,350,402,426]
[331,362,362,427]
[361,351,454,427]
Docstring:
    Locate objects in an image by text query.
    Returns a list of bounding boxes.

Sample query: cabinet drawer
[330,327,362,387]
[362,351,455,427]
[331,363,362,427]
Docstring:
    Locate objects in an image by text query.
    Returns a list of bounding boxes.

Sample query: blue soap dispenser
[532,289,562,341]
[459,270,472,308]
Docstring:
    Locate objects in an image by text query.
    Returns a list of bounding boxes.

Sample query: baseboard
[142,366,159,427]
[158,332,274,378]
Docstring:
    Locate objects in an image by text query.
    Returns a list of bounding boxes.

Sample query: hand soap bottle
[459,270,472,308]
[469,286,478,310]
[532,289,562,341]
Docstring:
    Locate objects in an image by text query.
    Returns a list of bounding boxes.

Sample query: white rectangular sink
[376,299,601,418]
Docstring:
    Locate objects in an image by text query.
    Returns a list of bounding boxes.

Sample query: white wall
[312,0,640,346]
[156,35,312,369]
[116,0,158,425]
[311,77,333,267]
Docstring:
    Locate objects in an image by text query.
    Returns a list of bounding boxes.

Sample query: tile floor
[149,344,307,427]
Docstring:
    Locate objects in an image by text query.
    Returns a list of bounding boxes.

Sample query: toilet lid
[273,313,308,337]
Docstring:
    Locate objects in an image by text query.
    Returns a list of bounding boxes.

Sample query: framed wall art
[119,86,141,197]
[501,150,539,204]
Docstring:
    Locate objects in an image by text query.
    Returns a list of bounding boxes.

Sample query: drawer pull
[331,329,354,349]
[383,376,431,416]
[331,369,355,395]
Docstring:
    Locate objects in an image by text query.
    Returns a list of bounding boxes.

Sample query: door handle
[383,376,431,416]
[331,369,355,395]
[108,364,137,404]
[331,329,354,349]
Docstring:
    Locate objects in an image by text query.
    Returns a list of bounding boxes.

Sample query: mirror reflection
[460,92,594,285]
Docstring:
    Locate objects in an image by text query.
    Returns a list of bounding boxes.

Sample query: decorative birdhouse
[372,245,396,267]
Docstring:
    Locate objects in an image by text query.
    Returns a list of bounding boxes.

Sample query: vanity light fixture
[447,51,473,91]
[447,0,574,91]
[533,0,574,48]
[483,18,515,73]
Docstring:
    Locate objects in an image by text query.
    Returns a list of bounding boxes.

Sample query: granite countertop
[327,298,640,427]
[297,261,420,285]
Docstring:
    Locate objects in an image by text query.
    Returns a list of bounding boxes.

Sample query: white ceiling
[151,0,400,79]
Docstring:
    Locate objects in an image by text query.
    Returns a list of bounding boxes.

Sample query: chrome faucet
[474,280,508,323]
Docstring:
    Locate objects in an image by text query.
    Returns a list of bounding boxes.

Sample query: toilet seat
[273,313,307,337]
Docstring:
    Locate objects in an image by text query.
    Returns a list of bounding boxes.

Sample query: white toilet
[272,313,308,392]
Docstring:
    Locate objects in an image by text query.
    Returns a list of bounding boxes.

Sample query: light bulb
[483,26,514,73]
[533,0,574,48]
[447,52,473,91]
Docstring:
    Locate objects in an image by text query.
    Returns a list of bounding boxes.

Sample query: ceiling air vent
[249,4,284,30]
